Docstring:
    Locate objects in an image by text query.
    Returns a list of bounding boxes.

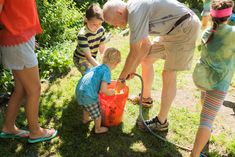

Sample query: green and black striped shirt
[74,26,106,61]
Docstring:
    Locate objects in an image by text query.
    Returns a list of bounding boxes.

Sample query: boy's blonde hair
[102,47,121,64]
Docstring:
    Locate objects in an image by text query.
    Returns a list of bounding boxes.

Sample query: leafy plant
[37,41,76,80]
[0,66,13,94]
[36,0,82,47]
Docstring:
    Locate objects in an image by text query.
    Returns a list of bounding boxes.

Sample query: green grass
[0,36,235,157]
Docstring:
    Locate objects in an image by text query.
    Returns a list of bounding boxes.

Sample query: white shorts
[0,36,38,70]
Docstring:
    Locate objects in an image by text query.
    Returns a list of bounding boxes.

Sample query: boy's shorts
[0,36,38,70]
[83,102,101,120]
[147,14,200,71]
[73,56,91,75]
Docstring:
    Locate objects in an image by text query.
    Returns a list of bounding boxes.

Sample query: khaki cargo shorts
[147,14,200,71]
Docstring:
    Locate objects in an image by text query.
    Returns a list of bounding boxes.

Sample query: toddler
[75,47,121,134]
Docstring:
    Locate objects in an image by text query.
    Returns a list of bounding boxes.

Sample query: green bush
[0,0,81,94]
[35,0,82,80]
[0,66,13,94]
[179,0,235,12]
[36,0,82,47]
[179,0,203,11]
[73,0,105,11]
[37,41,76,80]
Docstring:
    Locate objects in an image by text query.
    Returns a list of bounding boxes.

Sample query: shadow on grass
[0,77,67,157]
[1,80,235,156]
[58,96,183,157]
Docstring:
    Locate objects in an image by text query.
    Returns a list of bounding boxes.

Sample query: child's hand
[109,89,115,96]
[115,89,124,95]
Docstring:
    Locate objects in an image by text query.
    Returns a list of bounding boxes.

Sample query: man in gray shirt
[103,0,200,131]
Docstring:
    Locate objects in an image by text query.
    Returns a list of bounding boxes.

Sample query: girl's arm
[100,81,115,96]
[84,51,100,66]
[99,43,105,56]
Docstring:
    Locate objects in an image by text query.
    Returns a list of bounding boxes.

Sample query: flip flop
[0,130,29,139]
[28,129,58,144]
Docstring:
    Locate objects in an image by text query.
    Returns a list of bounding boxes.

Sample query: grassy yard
[0,35,235,157]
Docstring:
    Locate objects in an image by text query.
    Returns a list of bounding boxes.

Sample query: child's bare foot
[95,127,108,134]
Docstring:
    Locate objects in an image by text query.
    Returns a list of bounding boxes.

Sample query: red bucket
[99,81,129,126]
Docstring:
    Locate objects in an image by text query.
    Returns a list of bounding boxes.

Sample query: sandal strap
[142,97,153,104]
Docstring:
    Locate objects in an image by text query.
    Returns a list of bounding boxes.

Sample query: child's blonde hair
[102,47,121,64]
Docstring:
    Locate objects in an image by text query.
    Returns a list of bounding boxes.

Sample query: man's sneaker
[128,94,153,108]
[137,116,169,132]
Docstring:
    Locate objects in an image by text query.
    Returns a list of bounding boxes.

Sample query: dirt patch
[152,73,235,133]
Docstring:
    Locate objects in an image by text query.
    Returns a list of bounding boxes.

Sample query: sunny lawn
[0,35,235,157]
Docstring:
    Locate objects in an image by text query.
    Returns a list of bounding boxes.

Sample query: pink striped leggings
[200,90,226,131]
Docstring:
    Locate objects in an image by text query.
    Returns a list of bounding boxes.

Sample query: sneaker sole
[137,121,168,132]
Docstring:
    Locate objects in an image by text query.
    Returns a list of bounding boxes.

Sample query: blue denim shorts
[0,36,38,70]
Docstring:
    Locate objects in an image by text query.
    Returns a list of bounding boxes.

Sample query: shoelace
[145,117,157,125]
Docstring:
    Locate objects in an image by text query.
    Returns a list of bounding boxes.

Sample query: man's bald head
[103,0,128,28]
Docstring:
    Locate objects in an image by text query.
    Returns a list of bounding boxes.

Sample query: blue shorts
[0,36,38,70]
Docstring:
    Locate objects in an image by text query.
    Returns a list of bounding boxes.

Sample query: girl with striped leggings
[192,0,235,156]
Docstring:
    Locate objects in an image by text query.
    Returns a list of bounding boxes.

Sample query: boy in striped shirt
[74,3,106,75]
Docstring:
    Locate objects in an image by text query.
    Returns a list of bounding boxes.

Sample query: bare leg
[191,128,211,157]
[12,66,54,138]
[82,110,91,124]
[129,56,157,107]
[2,72,26,134]
[191,90,226,156]
[94,116,108,134]
[157,70,177,123]
[141,60,154,98]
[201,16,210,30]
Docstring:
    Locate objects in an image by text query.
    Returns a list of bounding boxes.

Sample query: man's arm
[119,37,151,79]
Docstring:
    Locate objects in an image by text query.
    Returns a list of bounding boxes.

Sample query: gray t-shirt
[127,0,191,43]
